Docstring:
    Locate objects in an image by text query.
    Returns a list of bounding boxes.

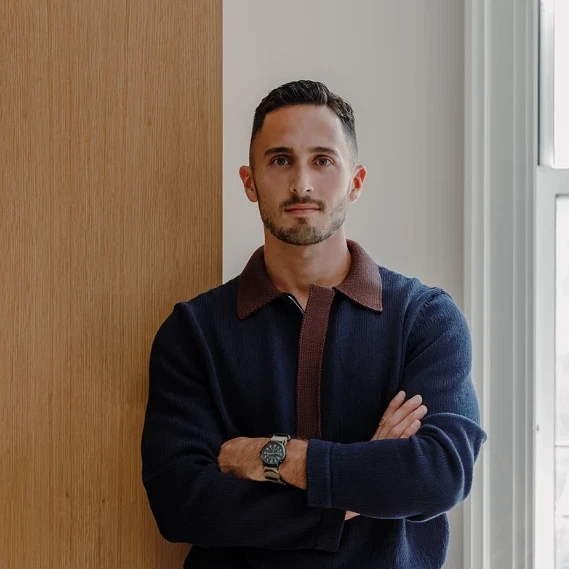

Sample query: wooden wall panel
[0,1,222,567]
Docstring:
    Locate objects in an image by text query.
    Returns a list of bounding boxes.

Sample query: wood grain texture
[0,1,222,567]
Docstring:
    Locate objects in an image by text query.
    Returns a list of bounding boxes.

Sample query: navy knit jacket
[141,241,487,569]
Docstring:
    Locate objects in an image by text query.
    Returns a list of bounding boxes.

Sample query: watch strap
[262,434,290,484]
[263,464,286,484]
[270,434,290,445]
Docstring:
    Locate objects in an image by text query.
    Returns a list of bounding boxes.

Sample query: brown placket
[295,285,336,440]
[237,241,383,439]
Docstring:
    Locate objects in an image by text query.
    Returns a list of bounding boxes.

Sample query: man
[141,80,486,568]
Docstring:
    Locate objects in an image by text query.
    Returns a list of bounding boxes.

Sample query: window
[552,0,569,166]
[537,1,569,567]
[540,0,569,167]
[556,197,569,567]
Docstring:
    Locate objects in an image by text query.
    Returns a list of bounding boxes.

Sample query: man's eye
[316,157,332,166]
[272,157,290,166]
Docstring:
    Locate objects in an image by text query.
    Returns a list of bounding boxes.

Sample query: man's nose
[289,166,313,194]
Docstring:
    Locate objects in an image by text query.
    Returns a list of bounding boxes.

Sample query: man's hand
[218,437,266,482]
[371,391,427,441]
[345,391,427,520]
[218,436,308,488]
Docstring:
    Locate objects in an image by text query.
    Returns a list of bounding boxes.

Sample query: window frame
[536,0,569,562]
[465,1,569,567]
[535,168,569,569]
[464,1,537,568]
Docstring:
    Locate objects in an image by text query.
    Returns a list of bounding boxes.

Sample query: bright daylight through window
[553,0,569,166]
[538,1,569,568]
[556,196,569,568]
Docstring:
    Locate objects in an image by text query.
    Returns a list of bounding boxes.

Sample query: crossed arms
[141,291,486,552]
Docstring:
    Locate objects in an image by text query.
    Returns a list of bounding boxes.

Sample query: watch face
[261,442,285,466]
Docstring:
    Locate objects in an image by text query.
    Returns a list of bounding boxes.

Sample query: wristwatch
[259,434,291,484]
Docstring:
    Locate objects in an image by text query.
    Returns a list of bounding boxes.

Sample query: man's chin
[272,230,329,247]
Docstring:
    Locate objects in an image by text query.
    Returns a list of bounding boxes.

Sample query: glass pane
[557,197,569,443]
[557,513,569,569]
[554,0,569,166]
[557,197,569,569]
[557,448,569,511]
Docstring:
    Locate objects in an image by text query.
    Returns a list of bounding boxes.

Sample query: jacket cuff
[306,438,334,508]
[307,439,344,551]
[314,506,345,552]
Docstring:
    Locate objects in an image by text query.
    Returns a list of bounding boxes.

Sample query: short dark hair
[249,80,358,166]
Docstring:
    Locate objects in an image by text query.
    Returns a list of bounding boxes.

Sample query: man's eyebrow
[309,146,339,157]
[264,147,294,157]
[263,146,340,157]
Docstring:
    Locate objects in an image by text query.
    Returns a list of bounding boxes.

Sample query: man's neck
[262,230,351,307]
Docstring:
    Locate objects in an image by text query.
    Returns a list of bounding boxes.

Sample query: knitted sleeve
[306,290,487,521]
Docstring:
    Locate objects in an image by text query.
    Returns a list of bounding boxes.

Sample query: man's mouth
[285,205,320,212]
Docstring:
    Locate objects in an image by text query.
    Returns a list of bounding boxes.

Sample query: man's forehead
[257,105,346,150]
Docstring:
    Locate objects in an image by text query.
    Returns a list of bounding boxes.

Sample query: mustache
[280,196,325,211]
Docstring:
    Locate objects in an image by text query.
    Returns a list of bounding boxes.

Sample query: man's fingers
[401,419,421,438]
[383,391,406,419]
[388,405,427,438]
[389,394,423,427]
[345,510,360,520]
[371,391,405,440]
[373,394,423,440]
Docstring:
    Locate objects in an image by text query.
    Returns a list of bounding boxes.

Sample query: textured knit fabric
[141,241,487,569]
[239,240,384,441]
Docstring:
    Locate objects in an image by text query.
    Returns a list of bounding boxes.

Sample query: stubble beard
[255,183,350,247]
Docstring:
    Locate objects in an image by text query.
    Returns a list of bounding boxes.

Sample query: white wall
[223,0,465,566]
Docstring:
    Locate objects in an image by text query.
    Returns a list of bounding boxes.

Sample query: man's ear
[239,165,258,203]
[348,164,367,203]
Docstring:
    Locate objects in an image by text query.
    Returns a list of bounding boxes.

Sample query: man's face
[240,105,366,246]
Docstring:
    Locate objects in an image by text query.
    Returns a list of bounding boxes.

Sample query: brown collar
[237,240,383,319]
